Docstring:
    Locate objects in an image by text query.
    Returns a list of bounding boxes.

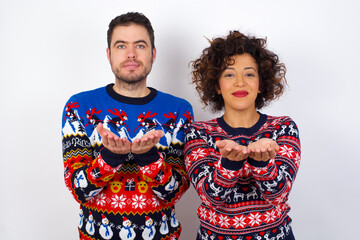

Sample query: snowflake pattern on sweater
[62,84,193,240]
[184,113,300,240]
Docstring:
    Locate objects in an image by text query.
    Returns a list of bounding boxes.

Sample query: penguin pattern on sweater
[184,113,300,240]
[62,84,193,240]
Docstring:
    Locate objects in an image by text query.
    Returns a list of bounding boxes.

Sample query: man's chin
[115,76,146,85]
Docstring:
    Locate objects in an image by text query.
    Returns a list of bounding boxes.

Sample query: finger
[261,151,270,161]
[118,138,131,153]
[122,138,132,149]
[151,136,161,146]
[101,133,110,146]
[114,136,124,148]
[106,134,117,147]
[249,147,258,153]
[140,137,149,146]
[219,148,230,158]
[133,139,141,148]
[226,149,238,160]
[242,147,249,155]
[233,150,245,160]
[254,150,262,160]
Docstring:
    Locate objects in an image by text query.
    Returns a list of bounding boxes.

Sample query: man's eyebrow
[112,40,148,47]
[134,40,148,45]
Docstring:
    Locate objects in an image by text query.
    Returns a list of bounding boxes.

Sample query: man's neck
[113,80,150,98]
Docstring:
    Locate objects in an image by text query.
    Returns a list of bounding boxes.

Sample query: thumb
[270,141,280,152]
[156,130,165,138]
[216,140,225,148]
[96,123,105,135]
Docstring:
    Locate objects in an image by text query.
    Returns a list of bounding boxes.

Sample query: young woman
[184,31,300,240]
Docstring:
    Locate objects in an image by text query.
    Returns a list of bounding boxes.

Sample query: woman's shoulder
[263,114,299,135]
[265,114,297,125]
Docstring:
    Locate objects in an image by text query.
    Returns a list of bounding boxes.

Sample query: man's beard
[115,71,148,85]
[112,60,153,88]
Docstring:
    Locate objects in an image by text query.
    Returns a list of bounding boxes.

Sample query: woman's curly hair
[191,31,287,112]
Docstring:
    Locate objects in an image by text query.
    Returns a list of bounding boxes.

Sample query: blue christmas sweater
[62,84,193,240]
[184,113,300,240]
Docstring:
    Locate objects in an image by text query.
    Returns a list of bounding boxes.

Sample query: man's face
[107,24,156,85]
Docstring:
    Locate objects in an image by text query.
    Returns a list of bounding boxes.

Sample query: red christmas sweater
[184,113,300,240]
[62,84,193,240]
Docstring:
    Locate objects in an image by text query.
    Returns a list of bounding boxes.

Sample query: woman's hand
[216,139,249,161]
[247,138,279,162]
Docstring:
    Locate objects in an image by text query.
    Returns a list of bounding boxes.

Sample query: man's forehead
[111,24,150,43]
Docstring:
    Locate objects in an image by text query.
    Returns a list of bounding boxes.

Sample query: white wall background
[1,0,359,239]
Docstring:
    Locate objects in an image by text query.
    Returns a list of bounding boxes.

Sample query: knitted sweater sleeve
[184,124,244,208]
[62,97,126,204]
[247,116,301,206]
[137,106,193,204]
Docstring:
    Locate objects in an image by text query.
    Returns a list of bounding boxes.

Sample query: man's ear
[106,48,111,62]
[152,48,157,63]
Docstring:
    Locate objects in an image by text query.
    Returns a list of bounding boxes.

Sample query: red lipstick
[232,90,248,98]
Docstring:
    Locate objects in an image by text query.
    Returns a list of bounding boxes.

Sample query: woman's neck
[222,108,260,128]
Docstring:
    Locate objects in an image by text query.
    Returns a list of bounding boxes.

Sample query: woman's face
[217,53,260,114]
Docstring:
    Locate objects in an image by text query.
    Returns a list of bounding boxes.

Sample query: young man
[62,12,193,240]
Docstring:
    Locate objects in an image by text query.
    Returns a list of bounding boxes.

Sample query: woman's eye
[225,74,233,77]
[246,73,255,77]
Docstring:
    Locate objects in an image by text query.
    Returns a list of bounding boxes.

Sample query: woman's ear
[216,83,221,94]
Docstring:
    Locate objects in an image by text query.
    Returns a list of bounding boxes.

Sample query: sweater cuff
[100,148,128,168]
[247,157,270,168]
[221,157,245,171]
[133,147,160,167]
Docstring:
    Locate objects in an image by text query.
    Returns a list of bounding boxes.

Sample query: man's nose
[127,47,136,59]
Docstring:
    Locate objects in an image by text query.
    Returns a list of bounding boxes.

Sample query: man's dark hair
[107,12,155,50]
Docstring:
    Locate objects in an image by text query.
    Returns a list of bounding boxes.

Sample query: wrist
[221,157,245,171]
[133,147,160,167]
[100,148,128,167]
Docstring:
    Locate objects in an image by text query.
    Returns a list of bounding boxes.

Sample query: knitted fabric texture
[62,84,193,240]
[184,113,300,240]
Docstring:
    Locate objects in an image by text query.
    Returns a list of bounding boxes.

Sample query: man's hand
[247,138,279,162]
[216,139,249,161]
[131,130,165,154]
[96,123,131,154]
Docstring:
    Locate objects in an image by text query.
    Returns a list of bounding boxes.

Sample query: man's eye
[117,45,125,49]
[137,45,145,49]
